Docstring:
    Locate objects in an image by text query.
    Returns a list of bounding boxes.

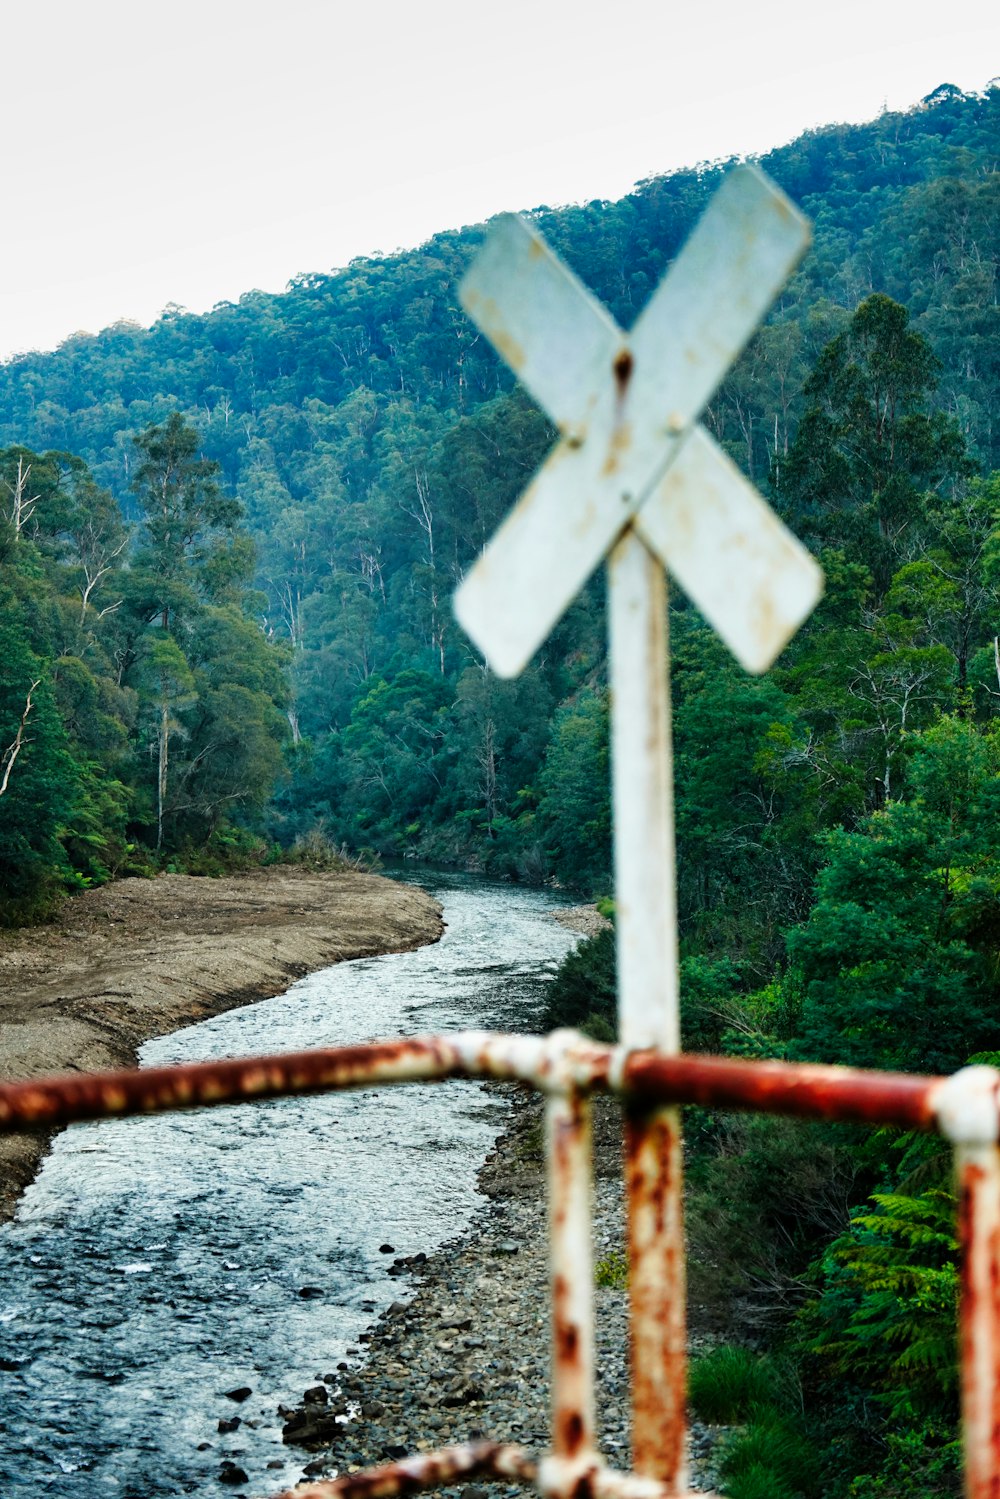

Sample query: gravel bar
[278,1088,723,1495]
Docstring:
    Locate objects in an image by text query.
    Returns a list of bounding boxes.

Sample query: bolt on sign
[454,164,822,1489]
[6,168,1000,1499]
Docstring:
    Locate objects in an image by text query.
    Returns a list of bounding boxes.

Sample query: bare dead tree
[1,456,40,539]
[0,679,41,797]
[400,467,445,673]
[79,532,129,627]
[477,713,498,833]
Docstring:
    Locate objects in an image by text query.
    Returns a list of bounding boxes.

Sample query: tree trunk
[0,679,40,797]
[157,702,169,850]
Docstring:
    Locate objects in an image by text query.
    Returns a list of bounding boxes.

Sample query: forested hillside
[1,79,999,1496]
[1,82,997,908]
[0,417,290,921]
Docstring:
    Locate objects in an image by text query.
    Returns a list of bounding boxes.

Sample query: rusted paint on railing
[624,1102,686,1486]
[621,1050,946,1131]
[547,1086,596,1461]
[0,1034,954,1135]
[265,1439,538,1499]
[0,1032,586,1130]
[262,1438,721,1499]
[936,1068,1000,1499]
[537,1454,716,1499]
[956,1146,1000,1499]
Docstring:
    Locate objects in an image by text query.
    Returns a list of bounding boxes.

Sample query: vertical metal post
[546,1086,596,1463]
[956,1141,1000,1499]
[608,528,687,1489]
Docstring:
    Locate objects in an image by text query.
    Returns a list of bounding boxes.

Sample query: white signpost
[454,165,822,1485]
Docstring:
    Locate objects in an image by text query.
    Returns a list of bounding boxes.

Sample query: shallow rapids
[0,872,576,1498]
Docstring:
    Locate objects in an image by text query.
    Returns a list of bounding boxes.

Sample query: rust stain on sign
[612,347,633,397]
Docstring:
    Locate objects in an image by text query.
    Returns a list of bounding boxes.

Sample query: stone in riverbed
[282,1406,344,1446]
[439,1381,485,1408]
[222,1386,252,1402]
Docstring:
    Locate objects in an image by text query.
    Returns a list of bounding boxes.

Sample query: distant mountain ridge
[0,83,996,495]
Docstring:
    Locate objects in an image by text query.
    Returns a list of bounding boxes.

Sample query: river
[0,871,577,1499]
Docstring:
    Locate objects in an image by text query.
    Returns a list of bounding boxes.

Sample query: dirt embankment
[0,868,443,1221]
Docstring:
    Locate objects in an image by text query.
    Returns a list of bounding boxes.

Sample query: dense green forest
[1,80,999,1495]
[0,415,290,920]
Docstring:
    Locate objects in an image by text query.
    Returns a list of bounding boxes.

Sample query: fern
[800,1186,958,1419]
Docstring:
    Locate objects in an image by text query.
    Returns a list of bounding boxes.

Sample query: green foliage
[686,1112,860,1324]
[171,826,277,877]
[847,1424,960,1498]
[541,928,616,1039]
[777,295,972,590]
[131,411,242,597]
[801,1187,959,1421]
[688,1346,788,1424]
[512,1115,545,1165]
[718,1407,821,1499]
[674,656,812,969]
[688,1348,819,1499]
[0,424,290,917]
[0,621,79,921]
[594,1251,628,1289]
[537,687,611,894]
[542,932,744,1051]
[790,718,1000,1074]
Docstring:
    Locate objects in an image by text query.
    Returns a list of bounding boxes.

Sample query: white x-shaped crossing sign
[454,166,822,678]
[452,169,822,1482]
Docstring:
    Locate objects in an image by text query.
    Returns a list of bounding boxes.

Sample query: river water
[0,872,576,1499]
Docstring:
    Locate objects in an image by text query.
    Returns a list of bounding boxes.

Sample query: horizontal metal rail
[268,1439,539,1499]
[264,1438,712,1499]
[0,1029,979,1135]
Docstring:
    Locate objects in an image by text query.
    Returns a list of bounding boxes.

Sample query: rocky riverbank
[276,1085,723,1497]
[0,867,443,1221]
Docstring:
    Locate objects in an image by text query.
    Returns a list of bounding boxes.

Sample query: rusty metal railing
[0,1032,996,1499]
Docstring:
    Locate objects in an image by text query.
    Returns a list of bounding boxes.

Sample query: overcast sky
[0,0,996,361]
